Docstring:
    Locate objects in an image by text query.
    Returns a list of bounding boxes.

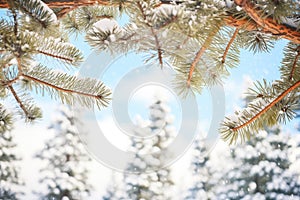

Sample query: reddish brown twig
[221,28,239,63]
[22,74,103,99]
[289,46,300,81]
[187,28,219,86]
[8,85,29,117]
[234,0,300,44]
[37,50,74,63]
[222,28,239,64]
[137,2,164,66]
[232,80,300,131]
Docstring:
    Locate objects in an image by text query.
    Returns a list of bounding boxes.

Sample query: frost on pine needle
[93,18,120,33]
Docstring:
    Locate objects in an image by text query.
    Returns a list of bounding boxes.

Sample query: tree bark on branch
[0,0,299,44]
[0,0,113,8]
[233,0,300,44]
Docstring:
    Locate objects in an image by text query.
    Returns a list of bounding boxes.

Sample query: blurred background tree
[215,127,300,199]
[0,106,24,200]
[35,106,93,200]
[184,136,216,200]
[102,95,175,200]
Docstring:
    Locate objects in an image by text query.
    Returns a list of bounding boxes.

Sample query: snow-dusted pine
[0,106,24,199]
[35,106,92,200]
[184,136,216,200]
[124,95,175,200]
[216,127,300,200]
[101,173,125,200]
[122,97,176,200]
[289,123,300,178]
[102,182,124,200]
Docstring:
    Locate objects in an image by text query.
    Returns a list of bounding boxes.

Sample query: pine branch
[13,0,58,28]
[34,36,83,66]
[0,104,13,133]
[289,46,300,81]
[23,65,111,109]
[6,77,19,86]
[16,57,22,75]
[137,1,164,66]
[7,84,41,121]
[224,15,259,31]
[12,11,24,76]
[1,73,20,87]
[155,15,178,30]
[37,50,73,63]
[187,28,219,87]
[86,24,124,52]
[222,28,239,64]
[23,74,100,99]
[3,0,298,43]
[223,81,300,143]
[7,85,29,118]
[240,30,275,53]
[94,15,114,20]
[56,6,78,19]
[237,80,300,130]
[0,0,118,8]
[12,9,18,37]
[157,1,300,44]
[63,6,117,35]
[151,28,163,67]
[234,0,300,44]
[187,47,206,87]
[280,43,300,82]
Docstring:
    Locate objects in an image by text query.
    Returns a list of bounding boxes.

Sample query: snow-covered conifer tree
[101,173,125,200]
[121,96,176,200]
[216,127,300,200]
[1,0,300,143]
[0,106,23,199]
[102,185,122,200]
[101,96,176,200]
[35,106,93,200]
[289,121,300,176]
[184,136,216,200]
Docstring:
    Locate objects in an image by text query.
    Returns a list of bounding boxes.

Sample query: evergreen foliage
[35,106,93,200]
[101,96,175,200]
[123,97,175,200]
[101,179,124,200]
[184,136,216,200]
[101,186,120,200]
[0,106,24,200]
[0,0,111,122]
[1,0,300,142]
[60,0,300,143]
[216,127,300,199]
